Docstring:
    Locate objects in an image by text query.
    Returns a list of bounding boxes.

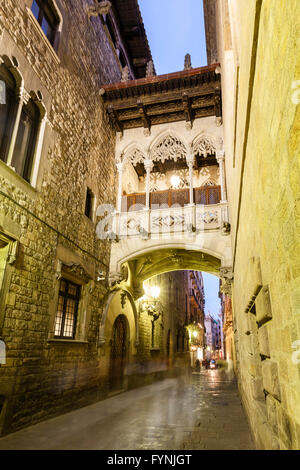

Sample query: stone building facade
[140,270,205,374]
[204,0,300,450]
[0,0,152,436]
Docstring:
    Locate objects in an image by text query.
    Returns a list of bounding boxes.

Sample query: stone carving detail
[55,260,92,282]
[120,291,127,308]
[197,211,219,225]
[7,241,18,265]
[193,136,216,157]
[109,265,128,287]
[121,65,130,82]
[184,53,192,70]
[152,214,185,228]
[151,135,187,163]
[146,60,155,77]
[126,147,145,166]
[220,267,234,296]
[169,250,184,264]
[87,1,112,18]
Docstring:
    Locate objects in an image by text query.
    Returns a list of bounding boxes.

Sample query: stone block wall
[220,0,300,450]
[0,0,122,435]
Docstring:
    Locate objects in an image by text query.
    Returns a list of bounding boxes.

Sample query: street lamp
[139,283,162,349]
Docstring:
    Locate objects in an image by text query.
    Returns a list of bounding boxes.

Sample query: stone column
[186,154,195,205]
[116,161,124,212]
[31,114,47,187]
[216,150,227,203]
[144,159,153,210]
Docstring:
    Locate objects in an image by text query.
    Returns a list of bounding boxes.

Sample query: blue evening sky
[138,0,207,75]
[138,1,220,317]
[202,273,221,318]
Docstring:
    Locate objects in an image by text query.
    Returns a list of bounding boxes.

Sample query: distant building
[204,313,223,360]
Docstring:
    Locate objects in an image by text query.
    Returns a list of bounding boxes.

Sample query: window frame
[11,97,40,182]
[0,65,18,164]
[54,278,81,339]
[84,188,94,220]
[30,0,61,51]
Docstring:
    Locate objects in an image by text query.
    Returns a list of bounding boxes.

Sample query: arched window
[106,14,117,47]
[0,64,17,164]
[11,98,40,182]
[119,50,127,69]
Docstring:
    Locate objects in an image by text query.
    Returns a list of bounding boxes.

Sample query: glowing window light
[150,286,160,299]
[170,174,181,188]
[193,331,198,338]
[197,348,203,360]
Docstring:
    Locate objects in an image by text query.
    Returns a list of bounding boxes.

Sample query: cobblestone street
[0,369,254,450]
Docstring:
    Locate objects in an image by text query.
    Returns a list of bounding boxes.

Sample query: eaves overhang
[101,63,222,132]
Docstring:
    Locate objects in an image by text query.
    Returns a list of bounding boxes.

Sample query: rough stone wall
[0,0,122,435]
[222,0,300,450]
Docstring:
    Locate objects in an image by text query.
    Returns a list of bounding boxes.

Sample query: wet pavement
[0,369,255,450]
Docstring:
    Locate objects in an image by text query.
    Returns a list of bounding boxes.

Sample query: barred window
[54,279,81,339]
[31,0,59,47]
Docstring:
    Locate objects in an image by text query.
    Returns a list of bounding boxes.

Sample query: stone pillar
[216,150,227,203]
[116,161,124,212]
[31,114,47,187]
[144,159,153,210]
[186,154,195,205]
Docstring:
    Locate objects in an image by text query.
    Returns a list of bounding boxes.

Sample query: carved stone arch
[30,90,47,119]
[202,177,218,187]
[0,55,24,95]
[192,133,218,158]
[118,143,146,166]
[149,130,188,163]
[99,288,139,347]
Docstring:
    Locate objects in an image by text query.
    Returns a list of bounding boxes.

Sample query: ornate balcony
[121,185,221,212]
[113,199,229,239]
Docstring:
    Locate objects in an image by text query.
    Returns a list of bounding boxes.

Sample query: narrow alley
[0,369,254,450]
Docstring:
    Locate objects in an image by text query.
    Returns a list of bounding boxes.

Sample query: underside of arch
[126,247,221,286]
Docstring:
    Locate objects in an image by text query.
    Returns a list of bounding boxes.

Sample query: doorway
[109,314,128,391]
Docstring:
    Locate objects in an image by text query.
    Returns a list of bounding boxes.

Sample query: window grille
[54,278,80,339]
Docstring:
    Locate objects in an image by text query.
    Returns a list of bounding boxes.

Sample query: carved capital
[216,150,225,163]
[7,241,18,265]
[87,1,112,18]
[144,158,154,171]
[116,161,124,173]
[186,154,195,167]
[108,265,128,287]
